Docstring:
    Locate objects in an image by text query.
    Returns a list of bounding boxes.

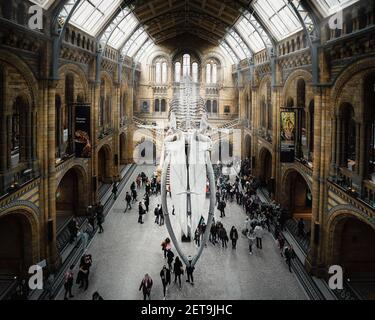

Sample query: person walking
[160,265,171,300]
[173,257,183,289]
[194,229,200,247]
[166,249,174,271]
[186,257,195,285]
[247,229,255,255]
[278,235,285,257]
[138,202,145,224]
[63,265,74,300]
[139,274,153,300]
[95,202,104,233]
[159,205,164,226]
[112,182,118,200]
[210,222,217,245]
[219,226,228,248]
[218,200,226,218]
[229,226,239,249]
[132,188,138,203]
[254,223,263,250]
[154,205,160,224]
[284,245,296,273]
[124,192,132,212]
[144,193,150,213]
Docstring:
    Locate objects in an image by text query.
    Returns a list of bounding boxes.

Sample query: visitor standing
[173,257,183,289]
[160,265,171,300]
[139,274,153,300]
[124,192,132,212]
[229,226,239,249]
[63,265,74,300]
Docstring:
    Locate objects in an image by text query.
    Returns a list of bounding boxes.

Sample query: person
[144,193,150,212]
[247,229,255,255]
[136,175,141,189]
[161,238,170,259]
[139,274,153,300]
[77,254,91,291]
[229,226,239,249]
[132,188,138,203]
[166,249,174,271]
[218,200,226,218]
[218,226,228,248]
[63,265,74,300]
[210,222,217,245]
[173,257,183,289]
[194,229,200,247]
[215,191,221,205]
[284,245,296,273]
[171,205,175,215]
[278,235,285,257]
[138,202,145,224]
[154,205,160,224]
[159,205,164,226]
[112,182,118,200]
[160,265,171,300]
[297,218,305,237]
[124,192,132,212]
[92,291,104,300]
[186,257,195,285]
[254,223,263,250]
[96,202,104,233]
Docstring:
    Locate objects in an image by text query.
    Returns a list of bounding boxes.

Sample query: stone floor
[57,165,307,300]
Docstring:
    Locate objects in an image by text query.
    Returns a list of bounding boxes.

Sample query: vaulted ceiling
[132,0,248,45]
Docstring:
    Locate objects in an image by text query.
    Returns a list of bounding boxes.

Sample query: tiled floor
[57,165,307,300]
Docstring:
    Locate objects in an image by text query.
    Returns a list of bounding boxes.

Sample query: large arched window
[206,61,219,84]
[206,64,211,84]
[212,64,217,84]
[161,62,167,84]
[183,54,191,76]
[175,62,181,82]
[155,62,161,84]
[192,63,198,82]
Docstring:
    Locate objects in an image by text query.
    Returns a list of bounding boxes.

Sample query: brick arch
[0,50,39,108]
[58,63,89,100]
[331,58,375,107]
[202,51,225,68]
[258,74,272,93]
[326,206,375,274]
[146,49,172,66]
[282,69,312,98]
[97,143,113,184]
[56,162,89,189]
[258,146,272,184]
[0,202,41,269]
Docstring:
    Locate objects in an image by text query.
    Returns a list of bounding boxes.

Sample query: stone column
[90,80,100,204]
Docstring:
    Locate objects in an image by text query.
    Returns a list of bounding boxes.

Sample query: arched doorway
[244,134,251,159]
[330,215,375,298]
[259,148,272,187]
[119,133,127,166]
[56,167,87,230]
[283,169,312,242]
[98,145,112,184]
[0,213,33,278]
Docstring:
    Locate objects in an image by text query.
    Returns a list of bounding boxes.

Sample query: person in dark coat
[186,257,195,285]
[229,226,239,249]
[173,257,183,289]
[138,202,145,224]
[160,265,171,300]
[154,204,160,224]
[132,188,138,203]
[63,265,74,300]
[144,193,150,212]
[139,274,153,300]
[112,182,118,200]
[159,205,164,226]
[218,200,226,218]
[284,245,296,273]
[124,192,132,212]
[218,226,228,248]
[166,249,174,271]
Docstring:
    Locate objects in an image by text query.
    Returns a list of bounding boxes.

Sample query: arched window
[206,100,212,113]
[192,63,198,82]
[155,62,161,84]
[206,64,211,84]
[183,54,190,77]
[161,62,167,84]
[175,62,181,82]
[154,99,160,112]
[212,100,218,114]
[212,64,217,84]
[261,96,266,128]
[161,99,166,112]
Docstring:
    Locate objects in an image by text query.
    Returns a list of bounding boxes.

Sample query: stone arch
[0,203,40,276]
[145,49,172,66]
[58,63,89,100]
[258,147,272,186]
[119,132,128,165]
[0,50,39,107]
[280,166,313,224]
[326,207,375,280]
[244,134,252,159]
[97,144,113,184]
[56,165,88,229]
[282,69,313,107]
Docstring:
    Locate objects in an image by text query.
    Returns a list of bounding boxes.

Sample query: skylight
[107,12,138,49]
[253,0,303,41]
[69,0,122,36]
[235,17,265,53]
[315,0,359,16]
[220,41,239,64]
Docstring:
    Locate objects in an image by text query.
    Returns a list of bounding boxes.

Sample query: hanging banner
[75,104,91,158]
[280,110,295,163]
